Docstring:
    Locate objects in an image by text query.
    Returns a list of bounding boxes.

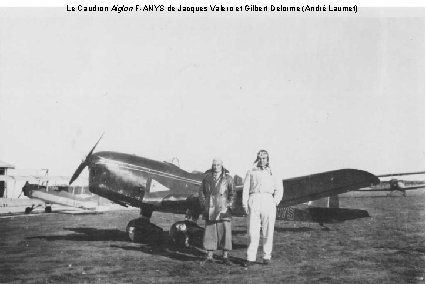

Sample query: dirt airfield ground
[0,193,424,284]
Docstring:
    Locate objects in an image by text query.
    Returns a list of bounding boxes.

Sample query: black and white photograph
[0,1,424,283]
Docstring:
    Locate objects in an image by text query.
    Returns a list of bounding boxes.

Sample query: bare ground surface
[0,195,424,283]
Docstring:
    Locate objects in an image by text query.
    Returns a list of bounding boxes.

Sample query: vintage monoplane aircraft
[0,170,101,215]
[67,136,382,244]
[355,171,425,197]
[21,181,100,213]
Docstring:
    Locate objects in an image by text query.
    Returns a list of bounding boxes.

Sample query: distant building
[0,160,15,197]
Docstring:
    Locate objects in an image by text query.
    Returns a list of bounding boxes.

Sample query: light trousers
[247,194,276,261]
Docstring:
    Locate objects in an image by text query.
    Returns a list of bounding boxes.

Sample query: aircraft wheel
[126,221,139,242]
[170,221,204,248]
[45,206,52,213]
[24,207,32,214]
[170,221,190,248]
[126,218,163,243]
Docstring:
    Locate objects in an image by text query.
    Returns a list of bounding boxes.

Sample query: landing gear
[126,218,163,243]
[126,205,163,243]
[44,206,52,213]
[169,207,203,248]
[24,204,42,214]
[169,220,204,248]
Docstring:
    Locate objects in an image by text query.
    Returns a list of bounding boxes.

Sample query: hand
[243,206,249,215]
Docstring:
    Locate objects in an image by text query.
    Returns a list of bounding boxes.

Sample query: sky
[0,6,424,180]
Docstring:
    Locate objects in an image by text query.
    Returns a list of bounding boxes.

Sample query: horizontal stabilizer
[276,206,370,224]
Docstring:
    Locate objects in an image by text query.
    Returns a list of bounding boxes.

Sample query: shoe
[263,259,271,265]
[222,257,231,266]
[200,257,214,265]
[243,261,255,267]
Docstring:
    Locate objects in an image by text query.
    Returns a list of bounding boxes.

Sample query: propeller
[377,171,425,178]
[69,133,104,185]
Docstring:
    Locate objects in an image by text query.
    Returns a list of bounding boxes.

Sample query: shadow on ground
[27,227,130,242]
[274,227,315,232]
[28,226,247,264]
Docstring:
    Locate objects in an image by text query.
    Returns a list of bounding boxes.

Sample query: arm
[227,176,235,210]
[242,170,251,210]
[198,179,206,210]
[273,175,284,206]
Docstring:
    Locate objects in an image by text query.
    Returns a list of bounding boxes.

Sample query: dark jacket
[199,169,235,221]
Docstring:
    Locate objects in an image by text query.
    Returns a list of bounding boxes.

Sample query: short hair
[212,158,223,165]
[210,158,229,174]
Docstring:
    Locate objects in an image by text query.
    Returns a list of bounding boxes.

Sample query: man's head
[211,158,223,174]
[255,150,269,168]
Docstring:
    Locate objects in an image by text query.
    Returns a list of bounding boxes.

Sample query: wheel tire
[25,207,32,214]
[45,206,52,213]
[126,220,146,243]
[126,219,163,243]
[170,222,189,248]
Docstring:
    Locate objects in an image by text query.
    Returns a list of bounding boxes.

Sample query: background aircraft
[65,137,381,245]
[355,171,425,197]
[0,170,103,215]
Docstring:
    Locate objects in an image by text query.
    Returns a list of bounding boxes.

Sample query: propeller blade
[377,171,425,178]
[69,160,88,185]
[69,133,104,185]
[86,132,104,160]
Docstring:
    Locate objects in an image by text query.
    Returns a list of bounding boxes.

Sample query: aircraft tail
[275,205,369,223]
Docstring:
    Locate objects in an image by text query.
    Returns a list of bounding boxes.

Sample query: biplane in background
[355,171,425,197]
[65,136,383,245]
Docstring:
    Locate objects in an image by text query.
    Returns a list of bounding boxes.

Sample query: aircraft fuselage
[87,151,205,213]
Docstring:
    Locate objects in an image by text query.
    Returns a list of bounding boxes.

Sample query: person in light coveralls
[199,158,235,265]
[242,150,283,266]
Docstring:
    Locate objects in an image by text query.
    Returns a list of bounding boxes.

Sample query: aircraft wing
[0,175,75,183]
[29,189,99,210]
[356,185,425,192]
[280,169,379,207]
[0,204,102,218]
